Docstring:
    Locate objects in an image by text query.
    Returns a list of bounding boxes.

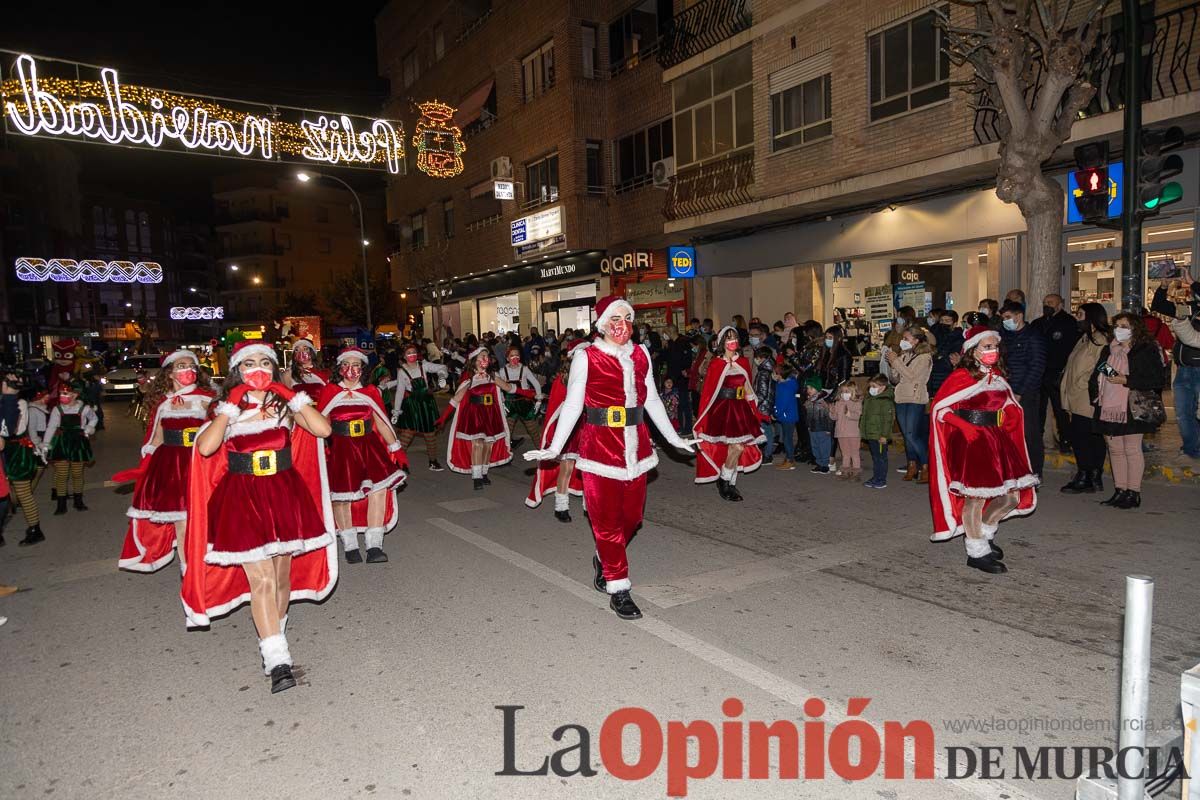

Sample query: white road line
[426,516,1046,800]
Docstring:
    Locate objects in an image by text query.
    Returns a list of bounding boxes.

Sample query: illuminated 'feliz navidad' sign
[1,52,409,174]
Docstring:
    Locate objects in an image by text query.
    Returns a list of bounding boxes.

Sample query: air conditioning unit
[490,156,513,180]
[652,157,676,189]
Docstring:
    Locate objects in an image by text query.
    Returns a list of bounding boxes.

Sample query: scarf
[1098,341,1130,424]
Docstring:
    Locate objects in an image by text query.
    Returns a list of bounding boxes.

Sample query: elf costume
[43,379,97,514]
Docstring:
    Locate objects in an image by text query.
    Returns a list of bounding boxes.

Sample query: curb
[1044,451,1200,485]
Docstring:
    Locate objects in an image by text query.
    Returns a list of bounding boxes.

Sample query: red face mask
[175,369,197,386]
[508,356,521,366]
[58,393,74,405]
[609,319,632,345]
[476,356,490,372]
[405,352,420,363]
[242,368,272,391]
[724,340,740,353]
[295,348,312,365]
[343,363,364,382]
[978,350,1000,366]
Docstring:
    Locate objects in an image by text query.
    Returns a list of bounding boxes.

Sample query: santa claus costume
[692,325,765,500]
[43,379,98,514]
[525,296,694,620]
[442,347,518,489]
[282,338,330,390]
[928,325,1038,574]
[117,351,216,573]
[391,342,449,471]
[318,347,408,564]
[0,370,45,547]
[499,347,544,446]
[525,340,587,522]
[183,341,337,693]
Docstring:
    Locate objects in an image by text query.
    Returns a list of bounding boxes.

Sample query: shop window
[585,141,604,194]
[402,49,420,89]
[582,23,599,79]
[609,0,669,75]
[522,40,555,103]
[525,153,559,208]
[410,212,426,249]
[615,119,673,192]
[443,199,455,239]
[868,6,950,121]
[671,47,753,167]
[479,293,521,335]
[771,72,832,151]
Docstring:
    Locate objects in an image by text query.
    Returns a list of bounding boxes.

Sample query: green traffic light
[1143,181,1183,210]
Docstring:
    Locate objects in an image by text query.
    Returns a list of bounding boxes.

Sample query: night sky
[3,0,392,219]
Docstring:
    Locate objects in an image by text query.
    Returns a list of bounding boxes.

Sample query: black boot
[510,437,524,450]
[609,590,643,620]
[53,496,68,515]
[19,525,45,546]
[365,547,388,563]
[73,494,88,511]
[269,664,296,694]
[0,532,5,547]
[428,459,445,472]
[50,488,58,501]
[473,478,484,490]
[482,474,491,485]
[1088,468,1104,493]
[1115,490,1142,510]
[990,543,1004,560]
[554,510,571,523]
[344,548,363,564]
[966,553,1008,574]
[1099,488,1124,506]
[724,482,744,502]
[1059,471,1089,494]
[592,554,606,593]
[716,478,729,499]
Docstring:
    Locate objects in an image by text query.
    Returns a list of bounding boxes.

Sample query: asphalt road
[1,402,1197,799]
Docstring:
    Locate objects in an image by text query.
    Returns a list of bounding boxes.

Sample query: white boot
[258,633,292,675]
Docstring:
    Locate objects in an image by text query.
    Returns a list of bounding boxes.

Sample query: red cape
[525,376,582,507]
[446,375,512,474]
[692,356,764,482]
[180,417,337,628]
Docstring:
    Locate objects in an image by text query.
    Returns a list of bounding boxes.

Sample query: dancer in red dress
[526,340,587,522]
[117,350,216,573]
[183,341,335,693]
[525,296,694,620]
[317,347,407,564]
[441,347,519,489]
[929,325,1038,574]
[693,325,765,500]
[282,337,330,390]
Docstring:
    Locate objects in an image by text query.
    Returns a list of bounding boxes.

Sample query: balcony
[219,243,284,258]
[974,1,1200,144]
[215,209,279,225]
[657,0,753,71]
[664,150,755,221]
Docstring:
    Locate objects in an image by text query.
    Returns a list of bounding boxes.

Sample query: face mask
[895,319,906,331]
[1113,327,1133,342]
[405,352,420,363]
[978,308,989,318]
[343,364,364,382]
[869,386,883,397]
[476,357,490,371]
[899,340,913,351]
[508,356,521,365]
[58,393,74,405]
[1002,318,1019,332]
[978,350,1000,366]
[175,369,197,386]
[824,339,834,349]
[701,327,711,334]
[840,392,851,401]
[724,340,740,353]
[749,336,761,347]
[927,317,937,326]
[609,319,633,345]
[242,367,272,391]
[1043,305,1056,318]
[295,349,312,365]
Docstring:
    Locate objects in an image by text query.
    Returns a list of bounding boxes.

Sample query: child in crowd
[803,380,834,475]
[860,373,896,489]
[661,377,682,432]
[772,364,801,470]
[830,380,863,480]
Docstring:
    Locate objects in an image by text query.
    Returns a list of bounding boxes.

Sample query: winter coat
[1002,324,1047,397]
[754,361,777,417]
[860,386,897,441]
[1060,333,1106,418]
[774,377,801,424]
[1087,341,1167,435]
[817,346,852,389]
[889,347,932,405]
[928,325,964,396]
[1030,310,1081,378]
[804,395,834,434]
[829,397,862,439]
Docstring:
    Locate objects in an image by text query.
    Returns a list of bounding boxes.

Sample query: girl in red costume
[929,325,1038,574]
[317,347,407,564]
[282,338,329,390]
[526,340,588,522]
[183,341,335,694]
[441,347,519,489]
[117,350,216,573]
[693,325,765,500]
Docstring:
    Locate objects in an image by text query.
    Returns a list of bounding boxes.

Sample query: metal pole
[1121,0,1143,313]
[1118,575,1154,800]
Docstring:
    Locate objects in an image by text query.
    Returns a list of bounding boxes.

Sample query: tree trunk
[1016,174,1065,309]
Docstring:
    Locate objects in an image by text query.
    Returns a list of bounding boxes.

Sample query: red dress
[526,375,583,507]
[205,424,331,564]
[454,379,507,440]
[321,387,405,501]
[693,357,764,482]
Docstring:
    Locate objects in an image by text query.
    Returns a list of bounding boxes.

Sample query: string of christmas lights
[412,100,465,178]
[15,257,163,284]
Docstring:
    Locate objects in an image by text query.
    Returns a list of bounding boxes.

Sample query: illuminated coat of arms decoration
[412,101,465,178]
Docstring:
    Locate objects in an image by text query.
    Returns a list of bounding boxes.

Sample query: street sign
[668,246,696,278]
[494,180,514,200]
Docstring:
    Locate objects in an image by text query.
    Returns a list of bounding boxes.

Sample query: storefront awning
[453,80,495,129]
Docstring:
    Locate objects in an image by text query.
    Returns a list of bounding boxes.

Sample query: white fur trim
[981,522,999,540]
[964,537,993,558]
[471,465,483,478]
[468,346,487,360]
[605,577,632,594]
[202,532,333,566]
[159,403,209,419]
[963,329,1001,352]
[336,350,368,365]
[949,474,1040,497]
[259,633,292,674]
[328,468,406,501]
[141,443,157,458]
[364,527,386,550]
[339,529,359,550]
[229,343,276,368]
[292,339,317,352]
[696,432,767,445]
[553,492,570,511]
[117,517,178,573]
[287,391,312,413]
[161,349,195,368]
[455,431,506,442]
[126,506,188,523]
[387,440,403,453]
[574,453,659,481]
[930,527,964,542]
[216,402,241,421]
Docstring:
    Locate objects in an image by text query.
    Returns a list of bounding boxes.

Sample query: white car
[102,354,163,397]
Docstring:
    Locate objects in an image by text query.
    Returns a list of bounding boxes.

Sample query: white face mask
[840,392,851,401]
[1113,327,1133,342]
[868,386,883,397]
[899,340,913,351]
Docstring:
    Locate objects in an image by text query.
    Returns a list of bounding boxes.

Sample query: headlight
[99,377,107,385]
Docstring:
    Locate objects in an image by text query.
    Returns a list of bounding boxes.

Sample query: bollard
[1118,575,1154,800]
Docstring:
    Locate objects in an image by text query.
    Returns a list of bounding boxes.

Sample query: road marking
[437,497,501,513]
[425,516,1046,800]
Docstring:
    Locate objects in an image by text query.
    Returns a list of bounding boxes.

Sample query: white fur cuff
[605,577,632,594]
[259,633,292,674]
[287,391,312,413]
[554,492,570,511]
[964,537,993,558]
[216,402,240,421]
[981,522,999,540]
[387,440,403,453]
[365,527,386,550]
[338,529,359,550]
[141,443,157,458]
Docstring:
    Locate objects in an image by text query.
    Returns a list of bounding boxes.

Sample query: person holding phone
[1150,273,1200,460]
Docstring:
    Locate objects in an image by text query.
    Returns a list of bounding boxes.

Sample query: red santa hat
[962,325,1001,352]
[161,349,196,368]
[467,346,488,361]
[336,346,369,365]
[593,294,634,335]
[291,337,317,353]
[228,340,277,368]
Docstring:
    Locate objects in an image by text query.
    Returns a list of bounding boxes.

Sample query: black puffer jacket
[754,360,776,419]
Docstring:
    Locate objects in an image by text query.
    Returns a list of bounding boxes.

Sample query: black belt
[717,386,747,400]
[954,409,1004,427]
[162,427,200,447]
[469,393,496,406]
[331,418,373,437]
[585,406,644,427]
[227,447,293,476]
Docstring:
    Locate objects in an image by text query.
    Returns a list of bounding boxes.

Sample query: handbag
[1128,389,1166,428]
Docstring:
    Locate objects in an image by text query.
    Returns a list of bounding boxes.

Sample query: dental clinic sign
[511,206,563,247]
[1,52,407,174]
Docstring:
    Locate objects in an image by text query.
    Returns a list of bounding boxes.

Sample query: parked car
[102,354,163,397]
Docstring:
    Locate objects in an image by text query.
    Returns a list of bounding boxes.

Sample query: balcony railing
[657,0,753,71]
[664,150,754,221]
[974,1,1200,144]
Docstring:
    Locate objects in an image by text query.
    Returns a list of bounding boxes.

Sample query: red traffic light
[1074,167,1109,196]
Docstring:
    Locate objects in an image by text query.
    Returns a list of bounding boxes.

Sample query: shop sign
[667,246,696,278]
[624,281,684,306]
[494,180,514,200]
[864,284,893,323]
[601,250,652,275]
[833,261,853,280]
[515,233,566,256]
[538,262,578,281]
[893,282,925,312]
[511,205,563,246]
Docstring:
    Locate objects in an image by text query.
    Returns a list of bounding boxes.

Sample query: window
[582,23,599,79]
[443,199,455,239]
[275,202,289,218]
[316,205,329,223]
[318,236,332,254]
[402,49,420,89]
[609,0,668,75]
[868,6,950,121]
[615,119,673,191]
[467,180,502,225]
[671,47,753,167]
[138,211,152,253]
[585,141,604,194]
[525,153,559,207]
[768,68,835,149]
[434,23,445,61]
[278,233,292,251]
[92,205,105,249]
[410,212,426,249]
[521,40,555,103]
[125,210,137,251]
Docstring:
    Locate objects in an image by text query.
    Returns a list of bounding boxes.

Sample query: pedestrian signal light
[1073,167,1110,222]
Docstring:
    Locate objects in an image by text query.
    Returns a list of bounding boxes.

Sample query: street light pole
[297,172,373,333]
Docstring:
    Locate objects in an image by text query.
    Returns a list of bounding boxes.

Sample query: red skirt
[326,433,404,500]
[698,398,762,444]
[206,465,329,565]
[943,413,1036,495]
[129,443,192,521]
[455,400,506,441]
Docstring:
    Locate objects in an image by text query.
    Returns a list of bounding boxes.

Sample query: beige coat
[889,349,932,405]
[1060,334,1105,417]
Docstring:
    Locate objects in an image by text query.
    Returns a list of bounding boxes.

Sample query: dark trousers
[676,385,694,435]
[1020,390,1044,476]
[866,440,888,483]
[1066,413,1106,472]
[1038,374,1069,447]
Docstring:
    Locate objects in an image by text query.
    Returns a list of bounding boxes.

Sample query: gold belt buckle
[606,406,626,427]
[181,427,199,447]
[251,449,277,477]
[348,419,366,437]
[482,394,493,406]
[735,386,745,400]
[996,408,1004,426]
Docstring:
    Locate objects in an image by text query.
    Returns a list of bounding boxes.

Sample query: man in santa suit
[525,295,695,620]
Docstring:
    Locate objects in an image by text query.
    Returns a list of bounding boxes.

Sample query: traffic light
[1138,125,1184,216]
[1072,142,1112,224]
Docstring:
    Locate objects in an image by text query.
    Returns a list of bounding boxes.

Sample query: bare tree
[409,239,454,343]
[939,0,1109,304]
